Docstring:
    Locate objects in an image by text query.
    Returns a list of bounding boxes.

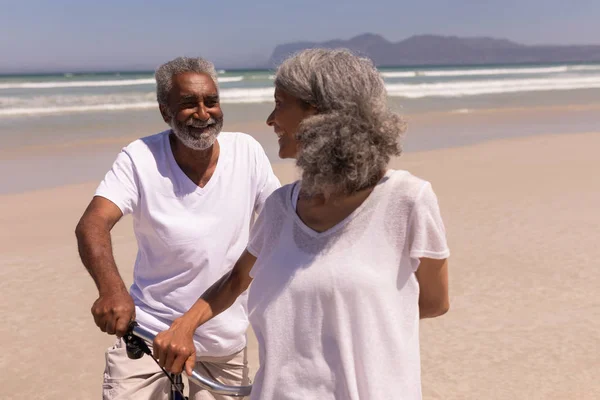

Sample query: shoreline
[1,102,600,195]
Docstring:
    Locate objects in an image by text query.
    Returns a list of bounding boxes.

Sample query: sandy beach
[2,130,599,399]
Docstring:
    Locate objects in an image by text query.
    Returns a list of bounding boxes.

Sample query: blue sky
[2,0,599,72]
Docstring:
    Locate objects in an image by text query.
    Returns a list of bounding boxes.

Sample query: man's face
[161,72,224,151]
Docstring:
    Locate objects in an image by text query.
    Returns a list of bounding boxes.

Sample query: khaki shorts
[103,338,250,400]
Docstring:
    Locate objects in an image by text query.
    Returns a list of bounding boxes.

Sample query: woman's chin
[278,149,289,159]
[277,139,298,159]
[278,148,295,160]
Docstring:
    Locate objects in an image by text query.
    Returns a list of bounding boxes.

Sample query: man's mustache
[186,118,217,128]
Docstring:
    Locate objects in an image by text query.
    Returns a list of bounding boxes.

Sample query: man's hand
[153,318,197,376]
[91,289,135,338]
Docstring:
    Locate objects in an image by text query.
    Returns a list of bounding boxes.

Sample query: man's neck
[169,132,220,186]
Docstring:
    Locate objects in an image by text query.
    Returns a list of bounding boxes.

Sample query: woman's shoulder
[263,180,300,209]
[379,169,438,215]
[385,169,430,197]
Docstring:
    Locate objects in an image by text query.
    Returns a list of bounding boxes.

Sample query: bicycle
[123,321,252,399]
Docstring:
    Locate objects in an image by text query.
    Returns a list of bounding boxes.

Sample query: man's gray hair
[275,48,406,196]
[155,56,219,106]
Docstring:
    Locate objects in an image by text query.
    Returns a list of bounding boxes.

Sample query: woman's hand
[153,317,197,375]
[152,249,257,375]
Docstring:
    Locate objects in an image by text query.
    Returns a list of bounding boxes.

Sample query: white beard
[170,116,223,150]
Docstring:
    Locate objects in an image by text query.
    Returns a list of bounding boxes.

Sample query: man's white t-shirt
[96,130,280,357]
[247,169,449,399]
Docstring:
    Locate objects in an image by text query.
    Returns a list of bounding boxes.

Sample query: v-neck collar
[165,131,226,196]
[289,170,393,238]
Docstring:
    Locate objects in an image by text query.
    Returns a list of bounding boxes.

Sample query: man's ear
[159,104,171,124]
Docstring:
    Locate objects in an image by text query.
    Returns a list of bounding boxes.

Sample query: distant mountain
[268,33,600,66]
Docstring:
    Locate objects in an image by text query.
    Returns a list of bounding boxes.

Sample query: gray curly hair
[275,48,406,196]
[155,56,219,106]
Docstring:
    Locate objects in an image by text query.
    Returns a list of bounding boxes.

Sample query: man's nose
[196,103,210,121]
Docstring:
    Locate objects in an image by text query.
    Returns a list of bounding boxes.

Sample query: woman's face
[266,86,316,159]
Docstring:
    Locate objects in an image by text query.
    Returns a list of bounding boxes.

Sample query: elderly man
[75,56,279,400]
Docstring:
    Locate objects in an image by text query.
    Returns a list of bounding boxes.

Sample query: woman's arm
[415,258,449,319]
[153,250,257,375]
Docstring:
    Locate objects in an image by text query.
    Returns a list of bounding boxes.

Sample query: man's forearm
[76,219,126,294]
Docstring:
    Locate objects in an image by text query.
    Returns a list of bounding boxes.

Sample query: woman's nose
[266,110,275,126]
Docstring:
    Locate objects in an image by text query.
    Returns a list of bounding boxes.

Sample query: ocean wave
[0,76,244,90]
[0,92,156,108]
[219,76,244,83]
[381,65,600,79]
[380,71,420,78]
[385,75,600,98]
[0,102,158,116]
[220,88,274,103]
[247,74,275,80]
[2,74,600,117]
[0,88,274,116]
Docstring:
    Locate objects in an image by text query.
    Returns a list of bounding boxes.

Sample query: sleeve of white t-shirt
[408,182,450,260]
[252,142,281,214]
[94,150,139,216]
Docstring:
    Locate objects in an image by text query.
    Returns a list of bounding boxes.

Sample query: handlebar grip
[128,322,252,397]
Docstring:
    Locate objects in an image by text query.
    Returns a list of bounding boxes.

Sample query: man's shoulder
[219,131,261,149]
[122,130,169,155]
[220,132,271,169]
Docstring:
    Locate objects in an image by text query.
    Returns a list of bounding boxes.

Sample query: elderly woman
[154,49,450,399]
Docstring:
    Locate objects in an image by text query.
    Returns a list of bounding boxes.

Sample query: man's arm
[415,258,449,319]
[75,196,135,337]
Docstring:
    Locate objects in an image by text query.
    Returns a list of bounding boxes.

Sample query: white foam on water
[417,66,571,77]
[2,72,600,117]
[218,76,244,83]
[0,78,156,90]
[0,102,158,116]
[219,87,274,103]
[0,76,243,90]
[380,71,419,78]
[248,74,275,80]
[568,65,600,71]
[0,88,275,116]
[382,65,600,79]
[385,75,600,98]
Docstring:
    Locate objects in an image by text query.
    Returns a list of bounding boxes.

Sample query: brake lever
[123,321,152,359]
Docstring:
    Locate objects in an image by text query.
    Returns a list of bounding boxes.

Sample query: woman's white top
[246,170,450,399]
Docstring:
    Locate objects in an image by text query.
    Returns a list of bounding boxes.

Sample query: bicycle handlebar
[129,323,252,397]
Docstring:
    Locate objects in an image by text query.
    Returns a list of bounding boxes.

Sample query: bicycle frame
[127,323,252,398]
